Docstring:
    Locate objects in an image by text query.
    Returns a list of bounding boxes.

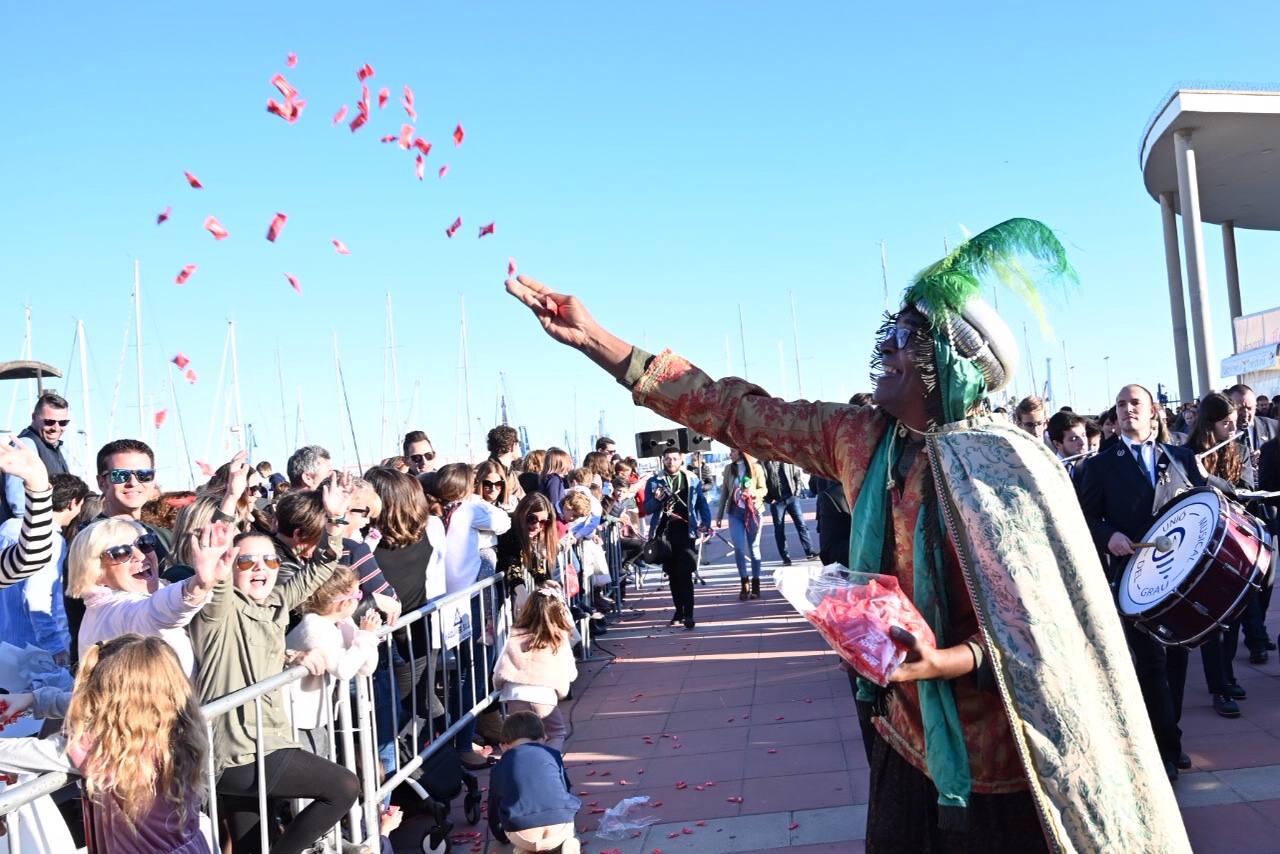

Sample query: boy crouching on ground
[487,711,582,853]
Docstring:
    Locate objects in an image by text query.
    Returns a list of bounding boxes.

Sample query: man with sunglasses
[403,429,439,475]
[94,438,173,560]
[1,390,71,525]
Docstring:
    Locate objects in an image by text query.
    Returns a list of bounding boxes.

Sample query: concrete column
[1173,129,1216,395]
[1222,220,1243,352]
[1159,192,1195,404]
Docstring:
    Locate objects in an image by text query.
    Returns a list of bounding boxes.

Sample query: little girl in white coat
[493,582,578,752]
[285,564,382,754]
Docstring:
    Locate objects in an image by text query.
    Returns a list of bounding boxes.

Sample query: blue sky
[4,1,1280,485]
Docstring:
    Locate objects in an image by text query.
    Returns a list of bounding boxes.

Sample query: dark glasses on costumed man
[101,533,162,564]
[42,419,70,427]
[106,468,156,484]
[880,327,917,351]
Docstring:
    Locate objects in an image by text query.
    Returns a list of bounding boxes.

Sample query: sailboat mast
[789,291,804,397]
[387,293,403,436]
[134,260,146,441]
[460,295,474,460]
[229,321,246,454]
[167,367,195,488]
[333,331,362,471]
[737,304,750,381]
[275,346,288,458]
[77,321,94,480]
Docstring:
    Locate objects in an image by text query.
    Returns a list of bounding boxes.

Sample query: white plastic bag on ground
[595,794,661,839]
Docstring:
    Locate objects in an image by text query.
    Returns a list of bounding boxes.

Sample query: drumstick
[1132,535,1175,552]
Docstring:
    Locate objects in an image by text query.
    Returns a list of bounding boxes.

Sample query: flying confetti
[356,63,375,81]
[332,105,348,125]
[399,124,414,149]
[446,217,462,238]
[453,124,464,146]
[332,238,351,255]
[266,212,287,242]
[478,222,495,238]
[270,74,297,101]
[196,460,215,477]
[285,273,302,294]
[204,216,229,240]
[508,258,516,276]
[402,85,416,121]
[378,87,389,108]
[415,154,424,181]
[413,138,431,156]
[349,98,369,132]
[379,134,397,144]
[171,353,190,369]
[154,410,168,429]
[175,264,197,285]
[185,369,198,384]
[438,164,449,179]
[286,52,297,68]
[156,206,171,225]
[184,171,203,189]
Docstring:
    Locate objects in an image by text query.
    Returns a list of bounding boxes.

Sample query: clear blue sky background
[4,1,1280,486]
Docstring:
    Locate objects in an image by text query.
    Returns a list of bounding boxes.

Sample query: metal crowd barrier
[0,572,517,854]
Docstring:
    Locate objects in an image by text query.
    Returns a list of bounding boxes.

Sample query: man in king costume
[506,218,1190,853]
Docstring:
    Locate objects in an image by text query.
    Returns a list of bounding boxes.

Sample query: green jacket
[189,534,343,775]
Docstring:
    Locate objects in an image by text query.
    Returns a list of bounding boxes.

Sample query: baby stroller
[390,736,483,854]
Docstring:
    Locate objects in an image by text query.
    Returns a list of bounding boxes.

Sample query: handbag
[639,506,672,564]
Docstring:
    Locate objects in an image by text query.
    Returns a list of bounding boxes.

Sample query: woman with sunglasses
[497,494,561,589]
[189,478,361,854]
[67,517,232,676]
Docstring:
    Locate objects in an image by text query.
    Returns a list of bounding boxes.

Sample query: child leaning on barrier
[188,473,363,854]
[0,634,213,854]
[487,711,582,854]
[285,563,382,754]
[492,582,578,752]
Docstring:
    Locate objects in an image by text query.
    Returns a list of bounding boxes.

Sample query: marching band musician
[1075,383,1208,781]
[1183,392,1253,714]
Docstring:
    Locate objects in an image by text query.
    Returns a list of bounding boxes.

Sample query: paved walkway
[389,503,1280,853]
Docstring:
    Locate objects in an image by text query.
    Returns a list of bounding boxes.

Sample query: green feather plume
[904,217,1076,334]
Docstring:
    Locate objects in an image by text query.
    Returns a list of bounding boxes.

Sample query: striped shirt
[0,486,55,589]
[341,538,395,601]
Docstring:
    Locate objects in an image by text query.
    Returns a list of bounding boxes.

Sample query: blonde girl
[67,633,211,853]
[493,583,578,751]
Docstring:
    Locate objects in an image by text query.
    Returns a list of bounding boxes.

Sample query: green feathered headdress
[904,217,1076,336]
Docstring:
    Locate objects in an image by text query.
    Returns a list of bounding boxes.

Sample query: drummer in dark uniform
[1076,383,1208,782]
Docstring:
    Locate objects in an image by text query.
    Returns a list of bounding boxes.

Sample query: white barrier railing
[0,572,517,854]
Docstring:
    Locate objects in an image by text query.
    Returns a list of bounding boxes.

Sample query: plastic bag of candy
[775,563,935,686]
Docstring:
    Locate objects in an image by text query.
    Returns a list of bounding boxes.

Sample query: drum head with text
[1118,490,1221,617]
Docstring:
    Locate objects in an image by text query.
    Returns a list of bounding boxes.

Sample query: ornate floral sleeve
[626,348,884,486]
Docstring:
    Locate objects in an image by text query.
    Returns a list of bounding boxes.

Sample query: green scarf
[849,333,986,824]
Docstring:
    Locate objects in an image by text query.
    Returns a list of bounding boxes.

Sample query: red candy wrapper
[776,565,934,686]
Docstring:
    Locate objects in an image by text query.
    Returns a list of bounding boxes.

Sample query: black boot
[750,577,761,599]
[739,579,750,601]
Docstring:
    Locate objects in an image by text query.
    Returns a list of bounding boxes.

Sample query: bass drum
[1117,487,1272,648]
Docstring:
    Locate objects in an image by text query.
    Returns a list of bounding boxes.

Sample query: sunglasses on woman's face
[525,514,548,528]
[234,554,282,572]
[481,480,504,490]
[101,533,161,564]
